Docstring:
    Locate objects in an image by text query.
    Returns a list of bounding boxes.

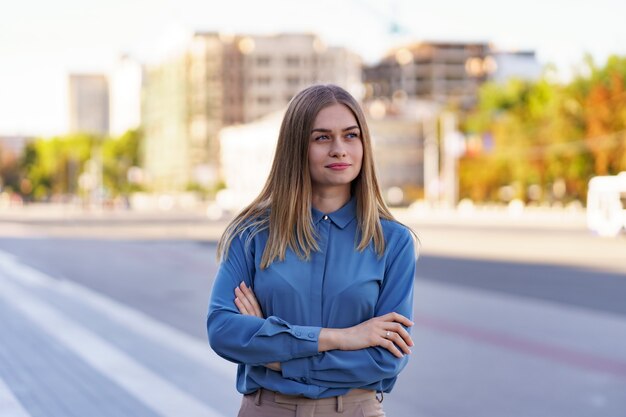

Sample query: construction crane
[352,0,411,38]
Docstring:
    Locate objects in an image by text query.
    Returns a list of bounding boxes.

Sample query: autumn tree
[460,54,626,204]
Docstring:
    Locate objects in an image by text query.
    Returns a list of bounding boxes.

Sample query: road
[0,209,625,417]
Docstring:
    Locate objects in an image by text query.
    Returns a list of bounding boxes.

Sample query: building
[142,32,237,191]
[0,135,31,195]
[365,99,442,203]
[239,33,363,122]
[0,135,30,160]
[488,50,543,83]
[363,41,492,109]
[218,110,283,211]
[369,117,423,195]
[68,74,109,135]
[109,55,143,136]
[141,32,362,192]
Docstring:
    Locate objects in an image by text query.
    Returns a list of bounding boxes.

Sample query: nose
[329,139,347,157]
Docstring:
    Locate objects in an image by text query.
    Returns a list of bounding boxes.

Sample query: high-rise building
[488,50,542,83]
[141,32,362,192]
[239,33,362,122]
[68,74,109,134]
[363,41,492,109]
[109,55,143,136]
[142,32,236,191]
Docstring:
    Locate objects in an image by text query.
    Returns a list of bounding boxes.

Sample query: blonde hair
[218,84,398,269]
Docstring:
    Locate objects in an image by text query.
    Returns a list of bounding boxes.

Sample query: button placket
[310,215,330,327]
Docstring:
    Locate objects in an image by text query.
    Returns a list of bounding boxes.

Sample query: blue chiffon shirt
[206,198,416,399]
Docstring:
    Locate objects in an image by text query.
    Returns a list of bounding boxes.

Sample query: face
[308,103,363,193]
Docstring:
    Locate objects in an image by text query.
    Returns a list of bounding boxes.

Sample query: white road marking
[0,250,230,417]
[0,377,31,417]
[0,250,235,378]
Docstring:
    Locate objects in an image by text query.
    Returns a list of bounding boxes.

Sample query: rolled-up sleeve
[207,232,322,365]
[280,228,416,387]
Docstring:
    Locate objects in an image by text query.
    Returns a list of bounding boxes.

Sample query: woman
[207,84,417,416]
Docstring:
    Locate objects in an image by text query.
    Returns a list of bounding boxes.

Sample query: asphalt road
[1,220,625,416]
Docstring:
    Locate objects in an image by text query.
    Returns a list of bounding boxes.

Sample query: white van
[587,172,626,236]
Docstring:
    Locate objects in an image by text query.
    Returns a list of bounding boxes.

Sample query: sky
[1,0,625,136]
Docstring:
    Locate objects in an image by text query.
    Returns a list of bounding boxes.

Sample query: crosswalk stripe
[0,251,228,417]
[0,376,31,417]
[0,249,235,379]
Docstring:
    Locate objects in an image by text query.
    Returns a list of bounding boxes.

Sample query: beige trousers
[237,388,386,417]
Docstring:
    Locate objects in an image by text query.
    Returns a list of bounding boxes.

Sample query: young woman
[207,84,417,416]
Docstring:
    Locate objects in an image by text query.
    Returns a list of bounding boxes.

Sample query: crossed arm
[234,281,414,371]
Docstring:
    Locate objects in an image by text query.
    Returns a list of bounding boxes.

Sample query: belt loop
[376,391,384,403]
[336,394,344,413]
[254,388,262,406]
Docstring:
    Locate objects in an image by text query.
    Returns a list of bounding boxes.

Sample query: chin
[326,176,358,187]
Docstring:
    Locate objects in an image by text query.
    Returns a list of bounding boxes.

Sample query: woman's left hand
[234,281,264,318]
[234,282,281,371]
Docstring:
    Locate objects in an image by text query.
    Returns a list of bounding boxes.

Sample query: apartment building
[363,41,491,109]
[241,33,362,122]
[68,74,109,135]
[141,32,362,192]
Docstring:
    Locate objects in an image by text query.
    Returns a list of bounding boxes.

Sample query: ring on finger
[386,331,391,338]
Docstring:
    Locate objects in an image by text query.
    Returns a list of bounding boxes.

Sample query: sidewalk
[0,249,239,417]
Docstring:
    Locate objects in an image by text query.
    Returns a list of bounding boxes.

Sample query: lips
[325,163,351,168]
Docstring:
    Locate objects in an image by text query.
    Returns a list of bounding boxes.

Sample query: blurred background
[1,1,625,417]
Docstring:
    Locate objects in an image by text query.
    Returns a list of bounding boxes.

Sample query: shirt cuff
[289,325,321,358]
[281,355,311,383]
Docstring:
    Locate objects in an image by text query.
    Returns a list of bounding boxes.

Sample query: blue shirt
[206,197,416,399]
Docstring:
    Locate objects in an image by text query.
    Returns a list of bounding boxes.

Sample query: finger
[380,338,404,359]
[234,296,250,315]
[389,312,414,327]
[239,284,263,318]
[386,331,411,355]
[235,287,257,316]
[390,323,414,347]
[239,282,263,317]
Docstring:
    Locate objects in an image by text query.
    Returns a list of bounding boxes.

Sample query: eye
[314,135,330,141]
[346,132,360,139]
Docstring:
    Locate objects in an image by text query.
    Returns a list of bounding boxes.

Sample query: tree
[18,129,144,202]
[460,54,626,204]
[19,134,94,200]
[570,55,626,175]
[102,128,144,197]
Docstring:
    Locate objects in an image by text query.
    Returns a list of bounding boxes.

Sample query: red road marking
[414,314,626,379]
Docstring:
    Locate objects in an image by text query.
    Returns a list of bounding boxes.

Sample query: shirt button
[308,332,315,338]
[323,215,329,220]
[295,331,301,337]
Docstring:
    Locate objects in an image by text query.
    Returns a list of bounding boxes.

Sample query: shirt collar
[311,196,357,229]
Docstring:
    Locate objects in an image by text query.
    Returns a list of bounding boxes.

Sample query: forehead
[312,103,357,128]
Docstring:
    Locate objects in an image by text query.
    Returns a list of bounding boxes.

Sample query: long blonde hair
[218,84,398,269]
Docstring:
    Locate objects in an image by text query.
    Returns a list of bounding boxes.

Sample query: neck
[311,185,351,213]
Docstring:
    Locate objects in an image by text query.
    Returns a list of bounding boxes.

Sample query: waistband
[254,388,376,406]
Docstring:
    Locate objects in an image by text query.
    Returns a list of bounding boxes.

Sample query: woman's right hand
[320,312,414,358]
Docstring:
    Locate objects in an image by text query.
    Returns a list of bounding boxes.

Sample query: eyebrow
[311,125,360,134]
